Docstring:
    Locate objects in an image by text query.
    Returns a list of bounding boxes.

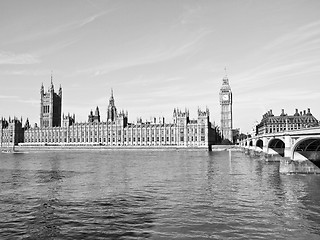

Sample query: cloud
[0,95,39,105]
[0,95,19,99]
[231,19,320,96]
[36,39,79,57]
[263,20,320,51]
[0,69,51,76]
[7,11,109,44]
[17,98,39,105]
[76,28,212,76]
[0,51,40,65]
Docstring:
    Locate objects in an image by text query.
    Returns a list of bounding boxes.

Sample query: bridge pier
[284,135,292,158]
[279,158,320,174]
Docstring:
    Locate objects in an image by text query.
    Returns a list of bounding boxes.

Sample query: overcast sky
[1,0,320,133]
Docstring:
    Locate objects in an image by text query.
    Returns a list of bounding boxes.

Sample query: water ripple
[0,150,320,239]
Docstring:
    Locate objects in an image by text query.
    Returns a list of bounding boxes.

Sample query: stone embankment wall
[15,144,242,152]
[279,158,320,174]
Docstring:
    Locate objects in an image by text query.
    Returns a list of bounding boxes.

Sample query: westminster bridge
[239,126,320,174]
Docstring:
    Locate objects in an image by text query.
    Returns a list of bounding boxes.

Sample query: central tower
[219,74,233,142]
[40,76,62,128]
[107,89,117,123]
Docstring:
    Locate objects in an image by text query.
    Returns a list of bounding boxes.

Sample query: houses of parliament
[0,76,235,150]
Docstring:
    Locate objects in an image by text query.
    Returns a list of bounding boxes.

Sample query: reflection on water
[0,150,320,239]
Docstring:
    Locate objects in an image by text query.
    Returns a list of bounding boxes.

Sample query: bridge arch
[256,139,263,149]
[249,140,253,147]
[292,137,320,167]
[268,138,285,157]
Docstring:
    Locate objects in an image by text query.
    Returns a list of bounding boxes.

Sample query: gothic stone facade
[9,82,219,149]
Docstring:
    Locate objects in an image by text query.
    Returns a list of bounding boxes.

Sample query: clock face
[222,94,229,101]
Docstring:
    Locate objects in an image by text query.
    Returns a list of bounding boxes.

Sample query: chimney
[300,111,303,116]
[308,108,311,115]
[270,109,273,115]
[303,110,306,115]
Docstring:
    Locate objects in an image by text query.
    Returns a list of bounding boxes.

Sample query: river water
[0,150,319,239]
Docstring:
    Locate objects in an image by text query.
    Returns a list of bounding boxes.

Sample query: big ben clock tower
[219,74,233,142]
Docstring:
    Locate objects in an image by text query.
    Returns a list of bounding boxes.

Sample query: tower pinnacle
[107,88,117,122]
[51,71,54,85]
[50,71,54,90]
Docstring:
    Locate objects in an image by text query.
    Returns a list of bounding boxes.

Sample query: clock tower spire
[219,72,233,142]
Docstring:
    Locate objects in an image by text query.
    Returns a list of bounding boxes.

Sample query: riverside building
[256,108,319,135]
[1,81,221,150]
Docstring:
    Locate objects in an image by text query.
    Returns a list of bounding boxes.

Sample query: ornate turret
[173,108,189,125]
[95,106,100,116]
[40,83,44,95]
[88,106,100,123]
[24,118,30,130]
[59,84,62,98]
[50,73,54,92]
[107,89,117,123]
[62,113,75,127]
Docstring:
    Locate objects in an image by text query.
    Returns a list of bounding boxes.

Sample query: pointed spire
[50,71,54,91]
[221,67,230,88]
[59,84,62,97]
[24,118,30,129]
[109,88,115,105]
[40,82,44,93]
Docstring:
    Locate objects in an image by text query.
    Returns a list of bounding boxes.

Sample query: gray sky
[1,0,320,133]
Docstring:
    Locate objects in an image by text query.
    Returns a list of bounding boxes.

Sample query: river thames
[0,150,319,239]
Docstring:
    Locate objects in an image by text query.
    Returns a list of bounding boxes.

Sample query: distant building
[1,80,221,150]
[220,75,233,142]
[256,108,319,135]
